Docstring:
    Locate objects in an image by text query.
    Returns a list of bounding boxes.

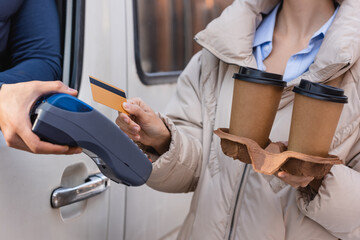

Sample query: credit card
[89,76,129,114]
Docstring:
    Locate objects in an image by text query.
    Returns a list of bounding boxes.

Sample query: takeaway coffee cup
[229,67,286,148]
[288,79,348,157]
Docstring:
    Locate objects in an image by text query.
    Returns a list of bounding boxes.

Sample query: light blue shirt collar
[252,4,339,82]
[253,4,280,48]
[253,4,339,48]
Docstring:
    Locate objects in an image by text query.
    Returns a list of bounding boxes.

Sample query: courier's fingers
[18,126,71,154]
[64,147,83,155]
[19,127,81,155]
[36,81,78,97]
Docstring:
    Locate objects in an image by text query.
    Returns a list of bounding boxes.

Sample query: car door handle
[51,173,110,208]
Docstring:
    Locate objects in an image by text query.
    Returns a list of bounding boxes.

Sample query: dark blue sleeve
[0,0,62,84]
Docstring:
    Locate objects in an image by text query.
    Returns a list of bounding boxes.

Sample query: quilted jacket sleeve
[146,52,203,193]
[296,68,360,240]
[297,152,360,240]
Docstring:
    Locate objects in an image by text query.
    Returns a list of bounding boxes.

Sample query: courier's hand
[0,81,82,154]
[115,98,170,155]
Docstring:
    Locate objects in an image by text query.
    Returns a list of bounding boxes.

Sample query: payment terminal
[30,93,152,186]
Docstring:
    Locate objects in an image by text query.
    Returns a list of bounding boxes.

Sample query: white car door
[0,1,122,239]
[0,144,111,240]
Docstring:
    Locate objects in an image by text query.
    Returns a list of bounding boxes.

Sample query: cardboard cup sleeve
[214,128,342,178]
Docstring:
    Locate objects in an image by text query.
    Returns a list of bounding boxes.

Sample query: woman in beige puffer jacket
[117,0,360,239]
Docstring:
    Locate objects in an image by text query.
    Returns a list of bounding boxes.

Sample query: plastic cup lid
[293,79,348,103]
[232,66,286,87]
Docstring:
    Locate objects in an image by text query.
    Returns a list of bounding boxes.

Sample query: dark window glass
[134,0,232,84]
[56,0,85,90]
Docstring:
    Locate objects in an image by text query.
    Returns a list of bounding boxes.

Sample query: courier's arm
[0,0,61,83]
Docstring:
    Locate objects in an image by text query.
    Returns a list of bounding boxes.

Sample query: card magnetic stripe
[89,77,126,98]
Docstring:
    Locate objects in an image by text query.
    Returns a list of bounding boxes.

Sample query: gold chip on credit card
[89,76,129,115]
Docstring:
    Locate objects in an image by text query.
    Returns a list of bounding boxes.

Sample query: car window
[57,0,85,90]
[134,0,232,85]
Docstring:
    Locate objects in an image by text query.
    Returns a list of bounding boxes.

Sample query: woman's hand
[115,98,171,155]
[276,171,314,188]
[268,142,314,188]
[0,81,82,154]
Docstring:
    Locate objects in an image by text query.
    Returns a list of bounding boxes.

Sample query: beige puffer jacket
[147,0,360,239]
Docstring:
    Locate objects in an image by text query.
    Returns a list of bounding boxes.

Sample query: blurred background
[137,0,232,73]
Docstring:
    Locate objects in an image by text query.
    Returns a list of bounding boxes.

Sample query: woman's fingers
[116,113,140,132]
[115,97,171,154]
[277,171,314,188]
[127,97,151,112]
[116,113,141,140]
[122,101,149,124]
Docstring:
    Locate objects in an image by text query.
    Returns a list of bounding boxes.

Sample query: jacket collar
[194,0,279,66]
[195,0,360,86]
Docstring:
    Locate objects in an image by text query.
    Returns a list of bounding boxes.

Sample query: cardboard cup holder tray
[214,128,342,178]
